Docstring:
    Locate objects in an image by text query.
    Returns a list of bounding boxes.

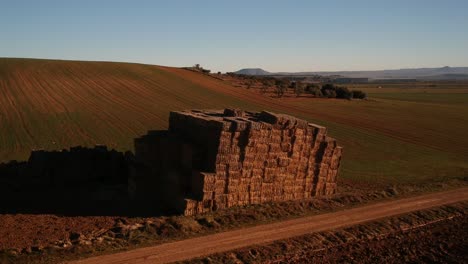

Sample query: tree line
[234,75,367,99]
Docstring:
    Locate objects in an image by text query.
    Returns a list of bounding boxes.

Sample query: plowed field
[0,58,467,184]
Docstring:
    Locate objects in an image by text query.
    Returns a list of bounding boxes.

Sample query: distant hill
[235,66,468,80]
[234,68,271,75]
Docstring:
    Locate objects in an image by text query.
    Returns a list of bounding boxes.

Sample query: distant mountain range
[234,66,468,80]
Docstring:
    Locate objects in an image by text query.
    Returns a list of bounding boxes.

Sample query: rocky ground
[0,179,465,264]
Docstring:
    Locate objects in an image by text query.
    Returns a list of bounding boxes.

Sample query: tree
[274,79,288,98]
[260,79,271,94]
[294,81,305,97]
[321,83,337,98]
[246,79,255,89]
[352,90,367,99]
[306,84,323,97]
[335,86,353,99]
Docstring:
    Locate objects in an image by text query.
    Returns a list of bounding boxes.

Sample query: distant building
[372,79,417,83]
[333,78,369,84]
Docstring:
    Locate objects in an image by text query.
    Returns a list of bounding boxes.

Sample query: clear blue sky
[1,0,467,72]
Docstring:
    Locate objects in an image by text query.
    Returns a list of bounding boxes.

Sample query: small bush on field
[335,86,353,99]
[352,90,367,99]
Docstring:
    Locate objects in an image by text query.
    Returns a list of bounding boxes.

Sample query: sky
[1,0,468,72]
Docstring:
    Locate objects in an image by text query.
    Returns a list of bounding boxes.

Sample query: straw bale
[241,169,252,178]
[216,163,227,171]
[219,146,240,155]
[214,199,227,210]
[272,195,284,202]
[287,163,299,173]
[251,161,264,169]
[282,129,294,137]
[295,178,305,186]
[264,158,277,168]
[304,183,313,193]
[215,180,226,191]
[280,142,292,152]
[255,143,269,153]
[216,171,227,180]
[293,192,304,200]
[283,185,295,193]
[296,170,307,179]
[240,178,250,185]
[227,193,239,206]
[264,167,276,179]
[259,122,272,130]
[238,192,249,201]
[243,153,256,161]
[318,166,329,178]
[203,191,214,200]
[202,199,214,209]
[261,196,272,203]
[266,151,279,159]
[220,130,232,139]
[227,161,242,171]
[258,129,269,137]
[284,174,296,182]
[250,191,261,199]
[242,160,254,171]
[184,199,198,210]
[253,155,267,163]
[270,135,282,143]
[273,185,283,196]
[228,170,241,179]
[270,128,282,136]
[282,135,292,143]
[224,108,244,117]
[238,183,249,192]
[278,157,290,167]
[295,129,305,136]
[252,168,263,177]
[192,172,216,194]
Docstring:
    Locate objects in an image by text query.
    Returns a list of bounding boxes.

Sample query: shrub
[308,86,323,97]
[335,87,353,99]
[274,79,289,98]
[352,90,367,99]
[321,84,337,98]
[294,81,305,97]
[322,89,337,98]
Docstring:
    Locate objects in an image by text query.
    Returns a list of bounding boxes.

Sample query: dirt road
[72,188,468,264]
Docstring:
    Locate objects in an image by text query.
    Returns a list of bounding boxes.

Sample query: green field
[0,58,467,186]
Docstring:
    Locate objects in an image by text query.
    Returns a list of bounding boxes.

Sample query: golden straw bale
[241,169,252,178]
[264,158,277,168]
[278,157,290,167]
[252,168,264,177]
[216,170,227,180]
[240,178,251,185]
[228,170,241,179]
[238,184,249,192]
[294,192,304,200]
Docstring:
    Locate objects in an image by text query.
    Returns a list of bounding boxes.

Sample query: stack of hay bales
[135,109,343,216]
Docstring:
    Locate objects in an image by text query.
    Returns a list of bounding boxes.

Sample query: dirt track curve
[72,188,468,264]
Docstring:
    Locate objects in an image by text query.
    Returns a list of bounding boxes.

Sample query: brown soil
[68,189,467,264]
[0,215,116,250]
[0,181,465,264]
[186,202,468,264]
